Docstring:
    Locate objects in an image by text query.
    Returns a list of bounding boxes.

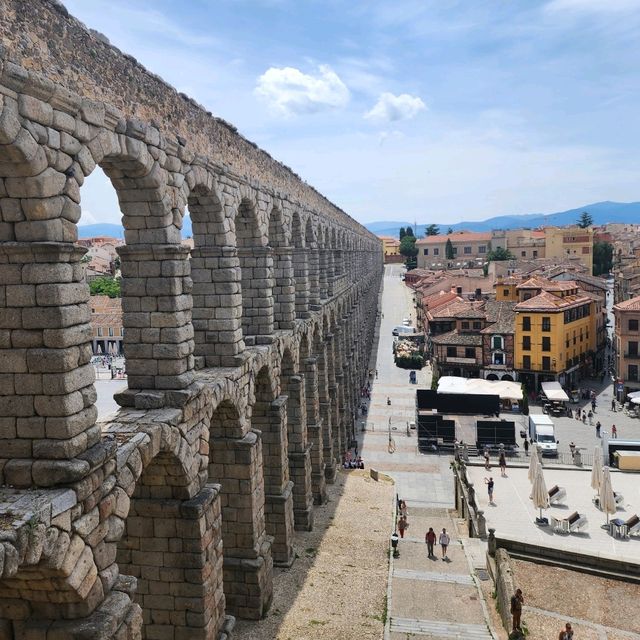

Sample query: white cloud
[545,0,640,13]
[365,92,426,124]
[254,65,350,116]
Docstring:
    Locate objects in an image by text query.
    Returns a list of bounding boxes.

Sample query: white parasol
[530,464,550,522]
[528,446,541,483]
[599,467,617,525]
[591,446,603,492]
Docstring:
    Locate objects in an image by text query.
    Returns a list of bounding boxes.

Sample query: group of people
[343,451,364,469]
[425,526,451,560]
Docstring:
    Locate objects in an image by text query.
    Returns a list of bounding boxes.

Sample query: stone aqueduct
[0,2,383,638]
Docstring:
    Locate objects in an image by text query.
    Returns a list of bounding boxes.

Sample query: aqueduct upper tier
[0,1,383,638]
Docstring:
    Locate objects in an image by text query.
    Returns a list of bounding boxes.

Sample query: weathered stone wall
[0,1,383,638]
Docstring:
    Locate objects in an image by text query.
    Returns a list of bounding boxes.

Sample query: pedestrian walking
[596,421,601,438]
[397,516,408,539]
[582,411,586,424]
[523,439,529,456]
[483,447,491,470]
[511,589,524,632]
[591,398,596,412]
[558,622,573,640]
[484,476,495,504]
[499,450,507,477]
[375,369,378,379]
[425,527,436,557]
[612,424,618,438]
[439,528,450,560]
[612,398,616,412]
[569,441,576,459]
[399,500,408,518]
[588,410,593,425]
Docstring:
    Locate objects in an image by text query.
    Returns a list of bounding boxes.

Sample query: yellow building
[495,276,520,302]
[514,277,596,391]
[544,225,594,272]
[379,236,401,257]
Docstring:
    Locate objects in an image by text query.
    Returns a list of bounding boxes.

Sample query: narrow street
[361,265,496,640]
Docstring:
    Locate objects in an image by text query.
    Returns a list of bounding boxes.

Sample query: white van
[528,413,558,457]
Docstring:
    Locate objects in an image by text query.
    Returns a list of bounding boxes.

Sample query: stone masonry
[0,2,383,639]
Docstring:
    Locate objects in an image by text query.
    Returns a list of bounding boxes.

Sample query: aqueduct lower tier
[0,1,383,638]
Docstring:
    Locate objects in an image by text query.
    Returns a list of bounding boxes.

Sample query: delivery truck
[528,413,558,457]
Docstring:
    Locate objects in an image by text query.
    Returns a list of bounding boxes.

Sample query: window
[423,248,429,255]
[582,246,590,254]
[479,246,486,254]
[120,327,124,336]
[542,337,551,351]
[97,328,103,337]
[492,336,503,350]
[473,321,482,330]
[522,336,531,350]
[464,246,472,254]
[629,364,639,381]
[433,248,439,256]
[630,319,639,331]
[465,347,475,358]
[446,346,457,357]
[108,327,114,337]
[452,247,458,255]
[493,352,504,365]
[629,341,639,356]
[503,289,510,297]
[542,317,551,332]
[523,355,531,369]
[533,250,538,258]
[461,321,469,330]
[522,317,531,331]
[565,338,569,348]
[542,356,551,371]
[521,251,526,257]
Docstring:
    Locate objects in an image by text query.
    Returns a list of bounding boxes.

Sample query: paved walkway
[362,265,496,640]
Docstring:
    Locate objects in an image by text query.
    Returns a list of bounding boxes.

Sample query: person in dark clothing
[425,527,436,557]
[511,589,524,632]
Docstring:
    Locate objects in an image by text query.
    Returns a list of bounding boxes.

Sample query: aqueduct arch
[0,1,383,638]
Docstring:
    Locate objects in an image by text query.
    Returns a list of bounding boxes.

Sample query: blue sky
[67,0,640,226]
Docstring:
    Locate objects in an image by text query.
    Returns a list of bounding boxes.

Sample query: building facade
[544,225,594,272]
[415,232,494,269]
[90,295,125,356]
[613,296,640,397]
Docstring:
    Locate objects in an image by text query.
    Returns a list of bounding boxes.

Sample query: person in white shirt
[438,528,450,560]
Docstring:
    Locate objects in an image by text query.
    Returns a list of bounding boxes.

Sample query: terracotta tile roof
[421,291,459,309]
[514,290,590,312]
[481,301,516,334]
[415,231,492,245]
[427,300,476,320]
[614,296,640,311]
[516,276,577,292]
[431,330,482,346]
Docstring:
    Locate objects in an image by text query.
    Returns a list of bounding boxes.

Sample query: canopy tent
[540,381,570,403]
[627,391,640,400]
[530,464,550,522]
[599,467,616,525]
[631,397,640,406]
[591,446,603,492]
[437,376,522,401]
[528,447,541,483]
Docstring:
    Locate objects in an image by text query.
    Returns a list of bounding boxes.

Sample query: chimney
[456,286,463,295]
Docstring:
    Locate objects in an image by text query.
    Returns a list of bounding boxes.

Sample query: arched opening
[253,366,294,565]
[486,373,499,381]
[269,206,295,330]
[184,177,243,367]
[501,374,514,382]
[280,347,313,530]
[116,447,225,640]
[305,218,320,308]
[208,399,273,619]
[291,210,309,318]
[236,198,274,342]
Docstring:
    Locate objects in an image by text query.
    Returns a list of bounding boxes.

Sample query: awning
[540,381,570,402]
[437,376,522,401]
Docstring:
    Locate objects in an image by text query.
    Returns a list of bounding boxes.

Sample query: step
[390,617,493,639]
[394,568,475,585]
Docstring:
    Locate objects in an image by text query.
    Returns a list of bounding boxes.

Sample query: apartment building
[613,296,640,397]
[514,278,596,391]
[415,232,494,269]
[544,225,594,272]
[90,295,124,356]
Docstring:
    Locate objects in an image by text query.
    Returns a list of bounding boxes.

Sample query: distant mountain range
[364,201,640,238]
[77,201,640,240]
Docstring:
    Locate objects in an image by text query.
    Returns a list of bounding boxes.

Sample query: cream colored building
[379,235,400,257]
[416,231,496,269]
[544,225,594,272]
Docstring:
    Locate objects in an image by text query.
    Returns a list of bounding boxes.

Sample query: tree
[89,276,121,298]
[399,227,406,240]
[445,238,454,260]
[593,240,613,276]
[486,246,514,262]
[425,224,439,236]
[577,211,593,228]
[399,235,418,258]
[405,226,414,237]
